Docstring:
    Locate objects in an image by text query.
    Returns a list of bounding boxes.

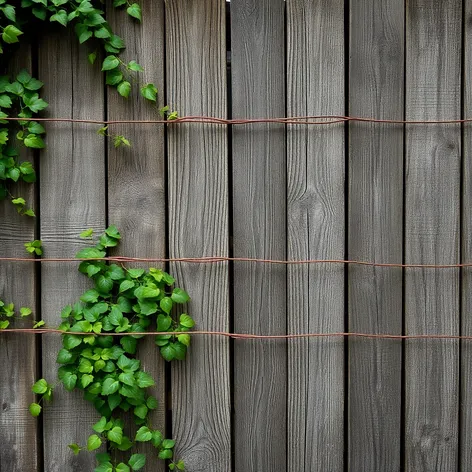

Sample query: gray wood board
[107,3,166,470]
[348,1,404,470]
[166,1,231,470]
[39,29,106,471]
[286,1,344,471]
[0,45,39,472]
[231,0,287,470]
[405,1,461,470]
[462,0,472,468]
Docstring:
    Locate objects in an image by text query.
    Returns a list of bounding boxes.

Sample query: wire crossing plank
[462,1,472,468]
[405,2,461,470]
[39,29,106,472]
[166,1,231,471]
[286,1,344,471]
[231,0,286,470]
[0,46,39,472]
[107,3,166,471]
[348,1,404,470]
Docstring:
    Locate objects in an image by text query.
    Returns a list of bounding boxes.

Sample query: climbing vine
[1,2,188,472]
[29,227,193,471]
[0,0,176,211]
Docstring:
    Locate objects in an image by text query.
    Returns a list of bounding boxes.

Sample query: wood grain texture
[39,28,105,472]
[0,45,39,472]
[286,1,344,471]
[462,1,472,469]
[405,2,461,470]
[106,3,166,470]
[166,1,231,471]
[231,1,286,470]
[348,1,404,470]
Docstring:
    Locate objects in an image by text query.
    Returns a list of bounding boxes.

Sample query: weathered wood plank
[39,28,105,471]
[231,0,286,470]
[462,1,472,469]
[166,1,231,470]
[405,2,461,470]
[348,1,404,470]
[286,1,344,471]
[106,3,166,471]
[0,45,39,472]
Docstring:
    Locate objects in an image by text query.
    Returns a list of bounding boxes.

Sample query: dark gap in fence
[225,1,235,471]
[458,1,466,468]
[31,33,44,472]
[400,0,407,466]
[343,0,350,470]
[162,0,173,446]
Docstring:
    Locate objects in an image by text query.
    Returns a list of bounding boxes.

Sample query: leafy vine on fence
[0,0,176,211]
[29,227,193,471]
[1,2,188,471]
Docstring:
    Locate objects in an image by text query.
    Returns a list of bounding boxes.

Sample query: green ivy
[0,0,177,213]
[30,227,193,471]
[0,297,32,329]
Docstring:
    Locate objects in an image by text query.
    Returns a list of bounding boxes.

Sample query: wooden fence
[0,0,470,470]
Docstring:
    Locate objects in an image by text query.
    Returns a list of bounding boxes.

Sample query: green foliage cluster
[29,227,193,471]
[0,0,176,211]
[0,298,32,329]
[0,70,46,213]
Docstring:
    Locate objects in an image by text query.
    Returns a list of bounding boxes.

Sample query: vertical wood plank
[231,1,286,470]
[348,1,404,471]
[166,1,231,470]
[286,1,344,471]
[0,46,39,472]
[405,2,461,470]
[39,28,105,472]
[462,1,472,469]
[106,3,166,471]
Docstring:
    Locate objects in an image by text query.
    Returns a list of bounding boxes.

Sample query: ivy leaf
[32,378,48,394]
[101,378,120,395]
[50,9,68,27]
[24,78,43,91]
[102,55,120,71]
[116,464,131,472]
[140,83,157,102]
[5,81,23,95]
[68,443,81,455]
[179,314,195,328]
[94,462,113,472]
[62,372,78,391]
[95,27,111,39]
[88,51,97,65]
[27,121,45,134]
[128,453,146,471]
[171,288,190,304]
[87,434,102,451]
[157,314,172,332]
[160,297,173,314]
[113,0,127,6]
[29,402,41,416]
[107,426,123,444]
[146,395,158,410]
[160,344,176,362]
[108,34,125,50]
[120,336,137,354]
[76,248,106,259]
[127,61,143,72]
[158,449,173,460]
[126,3,142,21]
[135,371,155,388]
[31,7,47,21]
[92,416,107,433]
[177,333,191,347]
[1,5,16,22]
[2,25,23,44]
[106,68,123,86]
[23,94,48,112]
[24,134,45,149]
[117,81,131,98]
[135,426,152,442]
[0,94,12,108]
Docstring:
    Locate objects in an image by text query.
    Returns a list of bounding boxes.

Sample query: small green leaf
[32,378,48,394]
[177,333,191,347]
[127,61,143,72]
[27,121,45,134]
[176,460,185,470]
[160,297,173,314]
[101,378,120,395]
[2,25,23,44]
[135,426,152,442]
[87,434,102,451]
[179,314,195,328]
[140,83,157,102]
[158,449,173,460]
[171,288,190,304]
[20,307,32,317]
[88,51,97,65]
[92,416,107,433]
[116,463,130,472]
[126,3,142,21]
[0,94,12,108]
[146,395,158,410]
[68,443,81,455]
[29,402,41,417]
[50,9,68,26]
[24,134,45,149]
[134,404,148,419]
[157,314,172,332]
[107,426,123,444]
[128,453,146,471]
[80,228,94,239]
[62,372,78,391]
[162,439,175,449]
[102,56,120,71]
[117,81,131,98]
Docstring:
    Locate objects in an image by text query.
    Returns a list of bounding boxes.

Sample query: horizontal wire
[0,255,468,268]
[3,115,472,126]
[0,328,468,340]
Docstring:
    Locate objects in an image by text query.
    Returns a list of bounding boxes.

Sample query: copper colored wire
[0,328,468,340]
